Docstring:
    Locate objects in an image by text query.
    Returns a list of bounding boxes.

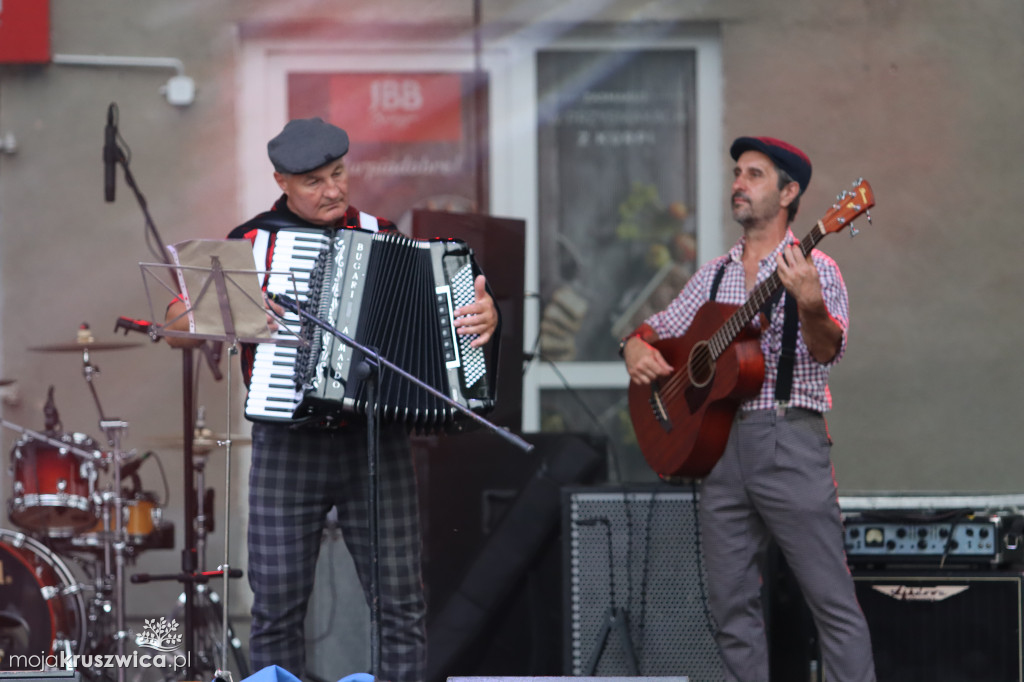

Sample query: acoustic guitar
[628,179,876,479]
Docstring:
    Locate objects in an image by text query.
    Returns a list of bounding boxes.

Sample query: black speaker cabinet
[853,571,1024,682]
[563,487,724,681]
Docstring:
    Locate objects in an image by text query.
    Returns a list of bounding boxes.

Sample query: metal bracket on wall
[51,53,196,106]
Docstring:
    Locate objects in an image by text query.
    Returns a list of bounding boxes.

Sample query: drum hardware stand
[267,292,533,677]
[78,336,135,682]
[138,248,275,682]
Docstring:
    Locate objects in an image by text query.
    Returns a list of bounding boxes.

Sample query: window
[238,22,723,478]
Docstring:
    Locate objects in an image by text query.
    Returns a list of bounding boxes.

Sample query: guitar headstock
[819,178,875,236]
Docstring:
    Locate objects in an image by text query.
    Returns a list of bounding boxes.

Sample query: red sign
[0,0,51,63]
[328,73,463,143]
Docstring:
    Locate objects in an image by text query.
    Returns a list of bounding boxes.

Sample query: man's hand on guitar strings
[623,337,674,386]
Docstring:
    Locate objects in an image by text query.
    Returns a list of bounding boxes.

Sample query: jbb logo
[369,79,423,112]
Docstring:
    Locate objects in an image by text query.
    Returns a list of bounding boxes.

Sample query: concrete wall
[1,0,1021,628]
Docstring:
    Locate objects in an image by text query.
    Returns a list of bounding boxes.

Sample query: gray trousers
[699,408,875,682]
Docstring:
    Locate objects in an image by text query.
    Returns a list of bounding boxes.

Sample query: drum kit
[0,330,247,681]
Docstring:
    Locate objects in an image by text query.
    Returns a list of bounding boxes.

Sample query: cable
[150,449,172,507]
[634,490,658,667]
[689,479,716,641]
[535,351,626,483]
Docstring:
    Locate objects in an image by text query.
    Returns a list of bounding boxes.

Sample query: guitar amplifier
[767,559,1024,681]
[853,570,1024,682]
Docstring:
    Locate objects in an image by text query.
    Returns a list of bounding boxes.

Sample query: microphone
[104,103,119,202]
[119,451,153,479]
[43,385,62,433]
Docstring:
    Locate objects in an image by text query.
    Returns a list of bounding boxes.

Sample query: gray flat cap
[267,117,350,174]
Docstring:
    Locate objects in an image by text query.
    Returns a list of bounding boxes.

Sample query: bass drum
[0,529,85,670]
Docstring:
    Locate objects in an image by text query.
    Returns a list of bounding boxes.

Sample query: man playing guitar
[621,137,876,682]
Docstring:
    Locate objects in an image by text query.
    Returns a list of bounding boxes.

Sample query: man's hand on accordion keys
[263,292,286,333]
[453,274,497,347]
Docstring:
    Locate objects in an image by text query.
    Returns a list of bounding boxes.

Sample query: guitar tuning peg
[850,223,859,237]
[866,210,872,225]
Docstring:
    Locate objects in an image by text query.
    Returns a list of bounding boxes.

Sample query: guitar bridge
[649,382,673,432]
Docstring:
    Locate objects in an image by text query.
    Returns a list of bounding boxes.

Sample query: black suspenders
[709,260,799,405]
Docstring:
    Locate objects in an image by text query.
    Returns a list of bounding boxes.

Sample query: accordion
[244,227,495,428]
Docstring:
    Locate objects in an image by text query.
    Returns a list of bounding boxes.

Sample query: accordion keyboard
[244,229,330,421]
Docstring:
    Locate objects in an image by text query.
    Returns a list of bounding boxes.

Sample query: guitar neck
[708,223,826,359]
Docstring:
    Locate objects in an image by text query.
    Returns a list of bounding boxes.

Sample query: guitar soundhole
[688,340,715,388]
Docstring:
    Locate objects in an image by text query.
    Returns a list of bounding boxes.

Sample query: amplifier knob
[918,539,928,550]
[980,528,990,538]
[886,540,896,550]
[896,528,907,538]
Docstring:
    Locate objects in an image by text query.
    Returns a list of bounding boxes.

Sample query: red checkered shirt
[645,230,849,413]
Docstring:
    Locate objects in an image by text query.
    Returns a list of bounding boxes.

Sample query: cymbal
[29,340,144,353]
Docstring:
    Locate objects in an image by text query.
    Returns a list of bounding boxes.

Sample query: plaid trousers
[247,421,427,682]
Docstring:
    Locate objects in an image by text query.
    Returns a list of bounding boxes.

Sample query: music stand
[139,240,290,682]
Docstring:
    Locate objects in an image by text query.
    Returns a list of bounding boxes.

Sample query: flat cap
[730,136,812,195]
[267,117,350,174]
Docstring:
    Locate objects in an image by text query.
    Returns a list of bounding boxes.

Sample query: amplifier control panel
[844,513,1024,566]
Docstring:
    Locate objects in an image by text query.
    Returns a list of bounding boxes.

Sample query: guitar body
[628,301,766,479]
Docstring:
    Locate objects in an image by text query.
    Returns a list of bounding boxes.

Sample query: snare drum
[8,433,100,537]
[0,528,85,669]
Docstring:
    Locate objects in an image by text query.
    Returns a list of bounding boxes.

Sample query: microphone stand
[109,106,226,679]
[268,292,532,676]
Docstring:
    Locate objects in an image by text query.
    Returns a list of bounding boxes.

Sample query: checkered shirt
[645,230,849,413]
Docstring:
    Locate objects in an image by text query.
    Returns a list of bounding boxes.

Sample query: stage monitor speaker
[424,432,607,682]
[563,487,724,681]
[853,570,1024,682]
